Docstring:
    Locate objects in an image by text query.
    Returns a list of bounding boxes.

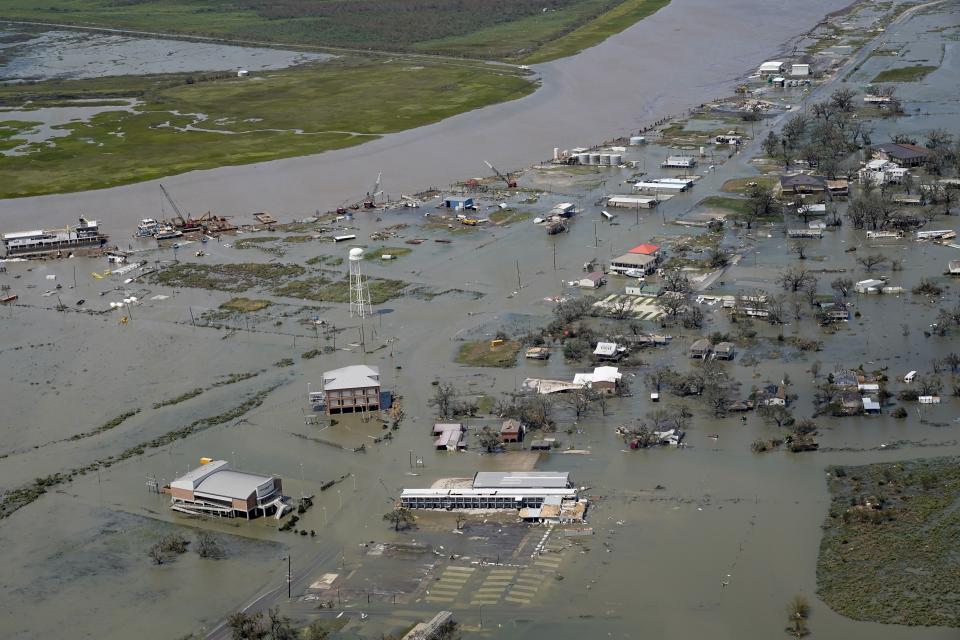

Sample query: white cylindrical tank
[599,154,611,165]
[699,146,706,157]
[553,147,559,160]
[349,247,364,261]
[578,153,590,165]
[630,136,646,145]
[610,153,623,165]
[590,153,601,165]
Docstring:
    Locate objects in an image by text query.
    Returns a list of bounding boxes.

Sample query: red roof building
[628,243,660,256]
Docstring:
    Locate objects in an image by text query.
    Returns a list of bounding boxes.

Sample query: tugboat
[154,225,183,240]
[135,218,160,238]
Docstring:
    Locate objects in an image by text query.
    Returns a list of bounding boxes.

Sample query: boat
[2,217,107,257]
[135,218,160,238]
[195,250,206,257]
[707,433,719,439]
[1,294,17,303]
[155,225,183,240]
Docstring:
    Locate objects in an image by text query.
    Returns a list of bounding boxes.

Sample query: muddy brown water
[3,2,960,639]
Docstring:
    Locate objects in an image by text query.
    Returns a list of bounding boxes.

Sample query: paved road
[204,544,341,640]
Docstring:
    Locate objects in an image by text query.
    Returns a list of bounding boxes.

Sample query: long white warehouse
[400,471,576,510]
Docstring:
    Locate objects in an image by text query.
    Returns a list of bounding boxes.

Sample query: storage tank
[630,136,647,145]
[553,147,559,160]
[610,153,623,165]
[578,153,590,165]
[599,154,611,166]
[699,146,706,157]
[590,153,601,165]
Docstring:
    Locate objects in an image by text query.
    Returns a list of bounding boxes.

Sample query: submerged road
[204,544,341,640]
[0,0,853,237]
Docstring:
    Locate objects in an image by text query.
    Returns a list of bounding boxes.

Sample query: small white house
[578,272,606,289]
[855,278,885,294]
[758,61,785,76]
[859,159,908,185]
[237,69,249,77]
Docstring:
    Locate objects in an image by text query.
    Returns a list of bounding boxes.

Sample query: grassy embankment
[364,246,412,261]
[871,64,937,83]
[0,0,668,61]
[456,339,523,367]
[818,457,960,627]
[697,196,752,217]
[0,58,534,198]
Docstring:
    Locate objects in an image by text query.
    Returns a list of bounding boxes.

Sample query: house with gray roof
[322,364,381,415]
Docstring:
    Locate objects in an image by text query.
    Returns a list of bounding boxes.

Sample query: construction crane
[363,171,383,209]
[159,184,201,232]
[484,160,517,189]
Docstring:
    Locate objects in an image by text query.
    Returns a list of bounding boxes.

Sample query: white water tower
[348,247,371,318]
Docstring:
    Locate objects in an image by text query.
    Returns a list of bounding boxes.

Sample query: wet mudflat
[2,1,960,639]
[0,26,331,81]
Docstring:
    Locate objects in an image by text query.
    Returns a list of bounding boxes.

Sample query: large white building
[400,471,576,510]
[168,460,284,519]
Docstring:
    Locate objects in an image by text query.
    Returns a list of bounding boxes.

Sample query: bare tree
[430,382,458,419]
[196,531,224,559]
[811,101,835,122]
[830,87,857,113]
[644,367,671,393]
[745,182,780,229]
[661,269,691,293]
[148,543,167,565]
[790,241,809,261]
[803,278,819,307]
[831,277,853,299]
[567,387,598,421]
[940,352,960,373]
[657,294,687,320]
[777,267,815,292]
[758,403,793,427]
[857,253,889,273]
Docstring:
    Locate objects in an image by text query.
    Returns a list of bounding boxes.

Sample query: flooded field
[0,26,331,81]
[2,0,960,639]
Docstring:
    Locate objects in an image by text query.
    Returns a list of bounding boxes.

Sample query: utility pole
[515,260,521,291]
[188,306,196,327]
[287,555,292,599]
[552,242,556,271]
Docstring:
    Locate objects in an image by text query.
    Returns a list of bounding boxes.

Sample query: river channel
[0,0,853,235]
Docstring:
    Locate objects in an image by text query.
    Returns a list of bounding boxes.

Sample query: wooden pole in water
[516,260,521,290]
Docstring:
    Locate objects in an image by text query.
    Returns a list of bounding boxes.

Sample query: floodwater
[0,0,857,236]
[3,1,960,639]
[0,26,331,81]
